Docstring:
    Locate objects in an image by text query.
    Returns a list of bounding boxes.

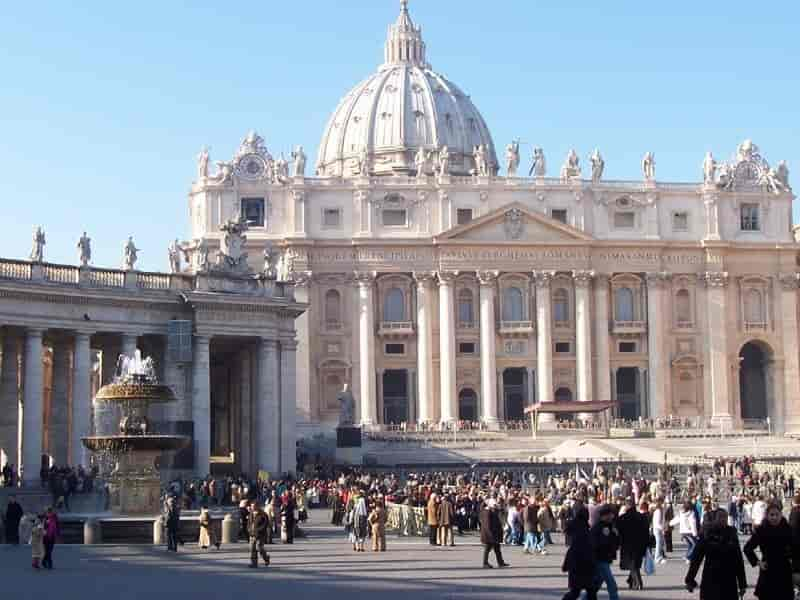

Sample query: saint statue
[196,238,210,272]
[337,383,355,427]
[438,145,450,176]
[560,149,581,180]
[506,140,520,177]
[473,144,489,176]
[642,152,656,180]
[291,146,306,177]
[703,152,717,185]
[775,160,791,190]
[357,146,369,176]
[168,239,181,274]
[211,161,233,184]
[77,231,91,267]
[30,226,45,263]
[262,244,279,280]
[123,236,140,271]
[197,146,209,181]
[414,146,428,178]
[590,148,605,183]
[529,147,546,177]
[274,154,289,183]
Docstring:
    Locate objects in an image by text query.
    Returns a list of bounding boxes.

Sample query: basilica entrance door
[503,368,525,421]
[382,370,408,425]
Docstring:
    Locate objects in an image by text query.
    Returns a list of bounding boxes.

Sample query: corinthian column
[646,272,671,419]
[21,328,44,485]
[438,271,458,423]
[535,272,555,420]
[355,272,377,426]
[71,332,92,468]
[779,273,799,433]
[292,272,313,422]
[702,272,730,425]
[192,335,211,476]
[413,272,436,424]
[573,270,595,406]
[594,275,612,402]
[478,271,499,427]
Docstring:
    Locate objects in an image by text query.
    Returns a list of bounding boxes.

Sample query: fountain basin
[82,435,191,453]
[95,382,177,404]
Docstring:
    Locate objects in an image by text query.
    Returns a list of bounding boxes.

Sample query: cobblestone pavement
[1,513,762,600]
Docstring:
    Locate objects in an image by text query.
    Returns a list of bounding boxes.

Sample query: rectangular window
[741,203,760,231]
[458,342,476,355]
[672,212,689,232]
[382,208,407,227]
[619,342,637,353]
[555,342,570,353]
[456,208,474,225]
[241,197,265,227]
[613,211,635,229]
[551,209,568,224]
[385,343,405,355]
[322,208,342,229]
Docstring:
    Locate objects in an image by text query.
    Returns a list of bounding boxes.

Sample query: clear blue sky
[1,1,797,272]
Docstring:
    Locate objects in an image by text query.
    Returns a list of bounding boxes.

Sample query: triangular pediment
[436,202,594,243]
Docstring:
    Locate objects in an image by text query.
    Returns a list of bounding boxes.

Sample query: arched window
[324,289,341,327]
[555,387,573,402]
[502,286,524,322]
[458,289,475,326]
[383,287,405,322]
[744,289,764,324]
[615,287,635,322]
[675,289,691,324]
[553,288,569,323]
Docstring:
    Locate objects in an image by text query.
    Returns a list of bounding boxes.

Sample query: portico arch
[738,340,774,422]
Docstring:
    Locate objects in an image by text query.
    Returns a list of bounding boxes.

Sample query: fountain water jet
[82,350,190,514]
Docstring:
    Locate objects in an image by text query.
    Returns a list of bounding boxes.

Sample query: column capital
[572,270,595,288]
[194,334,212,345]
[477,270,499,287]
[437,271,458,285]
[646,271,672,287]
[413,271,437,285]
[25,327,45,337]
[778,272,800,290]
[280,339,299,352]
[595,273,611,287]
[533,270,555,289]
[259,338,279,351]
[353,270,377,287]
[702,271,729,288]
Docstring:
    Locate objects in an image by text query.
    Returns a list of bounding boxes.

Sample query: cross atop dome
[384,0,428,68]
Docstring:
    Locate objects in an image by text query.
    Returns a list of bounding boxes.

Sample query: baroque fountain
[82,352,190,514]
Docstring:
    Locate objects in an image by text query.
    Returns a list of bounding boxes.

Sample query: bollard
[221,513,238,545]
[84,518,102,545]
[153,516,164,545]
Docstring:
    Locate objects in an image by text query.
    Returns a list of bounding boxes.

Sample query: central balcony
[378,320,415,338]
[612,320,647,334]
[499,320,534,337]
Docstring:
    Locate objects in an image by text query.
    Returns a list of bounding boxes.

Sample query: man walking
[165,496,180,552]
[480,499,509,569]
[438,494,455,547]
[248,502,270,568]
[590,504,620,600]
[4,496,23,544]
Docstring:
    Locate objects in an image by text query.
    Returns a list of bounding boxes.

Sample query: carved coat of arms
[503,208,525,240]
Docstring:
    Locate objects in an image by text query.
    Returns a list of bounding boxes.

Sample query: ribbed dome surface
[316,2,497,177]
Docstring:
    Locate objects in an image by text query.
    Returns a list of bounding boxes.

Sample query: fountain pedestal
[108,450,162,515]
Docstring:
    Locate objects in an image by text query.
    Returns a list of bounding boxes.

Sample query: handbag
[643,548,655,576]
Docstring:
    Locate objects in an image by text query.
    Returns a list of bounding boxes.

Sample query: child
[31,517,44,570]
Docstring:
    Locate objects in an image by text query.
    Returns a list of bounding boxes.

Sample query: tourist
[685,509,747,600]
[198,506,220,550]
[617,498,649,590]
[4,495,23,544]
[522,497,540,554]
[752,495,767,528]
[165,496,180,552]
[238,499,249,541]
[30,516,44,570]
[368,498,387,552]
[664,499,675,554]
[561,506,597,600]
[41,507,59,570]
[350,488,368,552]
[505,500,522,546]
[281,492,296,544]
[248,502,270,568]
[671,500,700,562]
[652,498,667,564]
[590,505,620,600]
[426,492,439,546]
[480,499,509,569]
[743,501,794,600]
[437,493,455,547]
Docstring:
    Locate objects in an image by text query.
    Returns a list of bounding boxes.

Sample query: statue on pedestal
[291,146,306,177]
[590,148,605,183]
[274,154,289,183]
[414,146,428,178]
[703,152,717,184]
[506,140,520,177]
[210,161,233,184]
[642,152,656,180]
[437,145,450,176]
[123,237,140,271]
[168,239,181,274]
[560,149,581,180]
[262,244,279,280]
[529,147,546,177]
[197,146,209,181]
[77,231,91,267]
[473,144,489,176]
[30,226,45,263]
[337,383,355,427]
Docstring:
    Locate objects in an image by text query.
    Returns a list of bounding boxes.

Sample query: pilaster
[779,273,800,432]
[534,271,555,416]
[71,332,92,468]
[191,335,211,476]
[413,271,436,424]
[355,271,377,425]
[438,271,458,423]
[702,272,732,426]
[477,270,499,426]
[646,272,671,419]
[279,339,297,474]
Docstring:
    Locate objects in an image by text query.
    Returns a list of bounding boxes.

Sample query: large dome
[316,1,497,178]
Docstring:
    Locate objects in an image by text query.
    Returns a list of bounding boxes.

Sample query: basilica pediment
[436,202,594,243]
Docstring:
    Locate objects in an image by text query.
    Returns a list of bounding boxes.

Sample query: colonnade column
[573,270,595,407]
[192,335,211,476]
[292,272,313,422]
[438,271,457,423]
[593,275,612,403]
[534,272,554,421]
[121,333,138,359]
[0,331,20,468]
[413,272,435,424]
[50,340,71,466]
[256,339,279,474]
[71,332,92,468]
[355,272,377,426]
[779,273,799,433]
[646,272,670,419]
[279,340,297,474]
[21,328,44,485]
[478,271,499,427]
[702,272,731,426]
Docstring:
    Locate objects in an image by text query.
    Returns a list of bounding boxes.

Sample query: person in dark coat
[590,505,620,600]
[4,496,23,544]
[789,493,800,594]
[479,499,509,569]
[743,502,794,600]
[248,502,270,568]
[686,508,747,600]
[165,496,181,552]
[562,507,597,600]
[616,499,649,590]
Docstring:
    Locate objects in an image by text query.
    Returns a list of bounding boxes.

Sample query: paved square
[1,511,763,600]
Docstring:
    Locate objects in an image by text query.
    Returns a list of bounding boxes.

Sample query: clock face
[237,154,267,180]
